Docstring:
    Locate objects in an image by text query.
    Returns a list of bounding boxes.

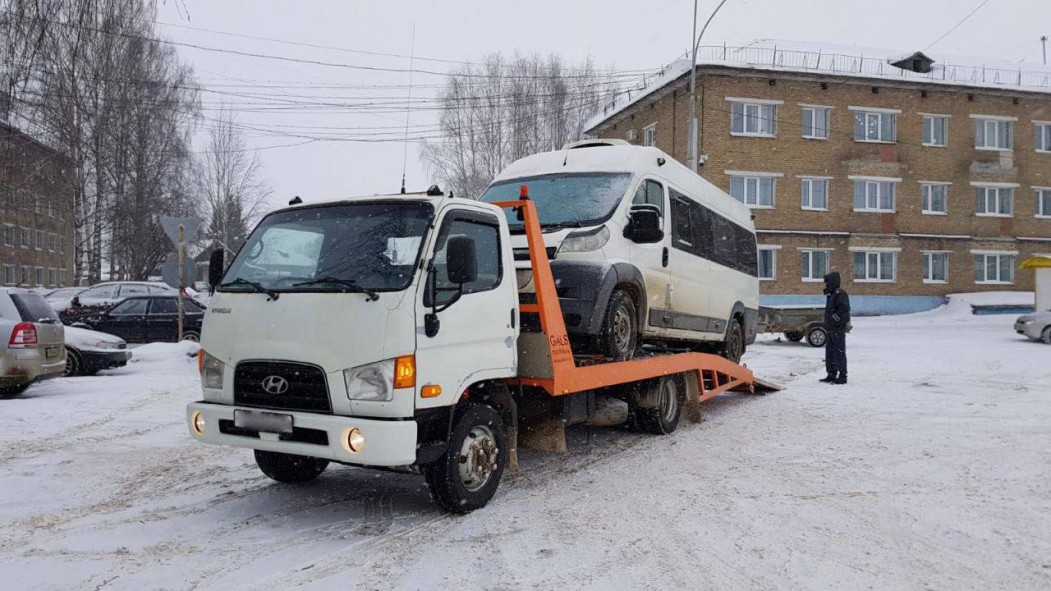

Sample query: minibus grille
[234,361,332,413]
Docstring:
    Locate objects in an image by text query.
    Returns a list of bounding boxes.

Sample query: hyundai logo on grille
[261,375,290,395]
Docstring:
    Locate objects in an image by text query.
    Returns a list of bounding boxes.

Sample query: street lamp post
[688,0,730,173]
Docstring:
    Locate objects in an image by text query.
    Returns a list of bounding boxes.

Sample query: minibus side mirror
[626,205,663,244]
[71,296,80,307]
[446,236,478,285]
[208,248,226,292]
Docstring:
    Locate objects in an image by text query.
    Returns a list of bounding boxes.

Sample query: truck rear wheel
[596,289,638,361]
[719,318,745,363]
[424,404,506,514]
[254,450,329,483]
[635,375,684,435]
[0,383,30,399]
[806,326,828,348]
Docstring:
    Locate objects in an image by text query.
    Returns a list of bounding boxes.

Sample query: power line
[924,0,992,52]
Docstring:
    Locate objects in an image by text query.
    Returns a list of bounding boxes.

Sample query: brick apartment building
[587,41,1051,313]
[1,121,76,289]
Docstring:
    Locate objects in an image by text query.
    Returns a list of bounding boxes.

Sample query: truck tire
[64,348,83,377]
[254,450,329,483]
[806,326,828,348]
[784,332,804,342]
[596,289,638,361]
[424,404,506,514]
[0,383,30,399]
[635,375,684,435]
[1042,326,1051,344]
[719,318,745,363]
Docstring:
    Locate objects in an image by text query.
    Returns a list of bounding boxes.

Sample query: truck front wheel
[424,404,506,514]
[254,450,329,483]
[596,289,638,361]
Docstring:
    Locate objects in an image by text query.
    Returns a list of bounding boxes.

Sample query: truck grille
[233,361,332,413]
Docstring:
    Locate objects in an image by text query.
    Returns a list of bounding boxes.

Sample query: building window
[1036,189,1051,218]
[2,265,15,286]
[20,226,30,248]
[921,183,949,214]
[35,230,44,250]
[802,106,830,139]
[801,249,830,282]
[853,109,897,142]
[974,117,1014,150]
[34,197,44,214]
[642,124,656,147]
[974,185,1014,217]
[21,266,31,285]
[2,225,14,247]
[923,252,949,283]
[48,268,56,286]
[852,178,897,212]
[729,100,777,137]
[35,267,44,286]
[853,250,897,282]
[922,114,948,146]
[729,174,776,208]
[973,252,1015,284]
[800,178,829,210]
[1036,123,1051,152]
[758,247,778,280]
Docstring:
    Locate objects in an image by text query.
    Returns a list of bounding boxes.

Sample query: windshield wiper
[218,277,280,301]
[292,277,380,301]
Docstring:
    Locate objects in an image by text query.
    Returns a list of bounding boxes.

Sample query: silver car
[0,288,66,398]
[1014,310,1051,344]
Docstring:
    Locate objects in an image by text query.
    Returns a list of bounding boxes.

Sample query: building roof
[0,120,72,163]
[587,39,1051,133]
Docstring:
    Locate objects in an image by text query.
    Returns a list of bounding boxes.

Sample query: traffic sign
[161,254,198,289]
[160,216,202,246]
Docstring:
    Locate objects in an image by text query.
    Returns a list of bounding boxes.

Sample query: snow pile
[127,341,199,368]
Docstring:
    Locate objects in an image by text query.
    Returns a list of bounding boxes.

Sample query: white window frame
[972,182,1017,217]
[850,247,899,283]
[1035,187,1051,219]
[2,265,15,286]
[642,123,656,147]
[726,171,781,209]
[971,115,1016,151]
[34,229,44,251]
[799,177,830,211]
[922,250,950,284]
[758,245,779,281]
[849,106,899,143]
[801,105,831,140]
[1035,122,1051,153]
[2,224,13,247]
[920,182,950,215]
[800,248,832,283]
[921,113,949,147]
[849,175,900,212]
[972,250,1017,284]
[727,97,781,137]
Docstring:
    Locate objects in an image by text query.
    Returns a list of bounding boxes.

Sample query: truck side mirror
[446,235,478,285]
[208,248,226,292]
[625,205,663,244]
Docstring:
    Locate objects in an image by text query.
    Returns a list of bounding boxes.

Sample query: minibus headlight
[558,225,610,254]
[200,351,225,390]
[344,359,395,401]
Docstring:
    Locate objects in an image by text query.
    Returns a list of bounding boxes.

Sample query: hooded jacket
[823,272,850,329]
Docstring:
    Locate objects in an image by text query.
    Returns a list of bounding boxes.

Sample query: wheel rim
[811,330,826,346]
[458,425,499,493]
[728,325,742,362]
[64,352,77,376]
[182,333,199,342]
[659,378,680,423]
[613,306,633,353]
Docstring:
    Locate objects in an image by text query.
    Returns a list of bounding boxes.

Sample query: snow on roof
[588,39,1051,132]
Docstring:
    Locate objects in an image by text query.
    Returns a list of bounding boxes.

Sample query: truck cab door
[626,178,671,335]
[414,208,517,408]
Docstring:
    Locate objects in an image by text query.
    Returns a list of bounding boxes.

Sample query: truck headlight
[558,225,610,254]
[199,350,225,390]
[344,359,395,401]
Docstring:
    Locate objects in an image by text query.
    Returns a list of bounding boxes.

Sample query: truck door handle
[662,247,669,268]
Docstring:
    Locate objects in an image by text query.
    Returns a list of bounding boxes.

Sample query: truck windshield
[479,173,632,231]
[219,202,433,293]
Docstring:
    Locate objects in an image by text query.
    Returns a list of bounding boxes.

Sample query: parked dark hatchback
[70,296,205,343]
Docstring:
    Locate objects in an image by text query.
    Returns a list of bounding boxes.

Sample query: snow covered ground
[1,297,1049,590]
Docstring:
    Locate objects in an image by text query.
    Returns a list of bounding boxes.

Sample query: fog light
[191,410,205,435]
[343,427,365,454]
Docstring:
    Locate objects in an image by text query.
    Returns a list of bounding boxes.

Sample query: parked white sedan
[64,326,133,376]
[1014,310,1051,344]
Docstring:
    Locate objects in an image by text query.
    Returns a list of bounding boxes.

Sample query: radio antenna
[400,22,416,195]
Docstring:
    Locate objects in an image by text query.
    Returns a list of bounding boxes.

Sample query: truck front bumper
[186,402,418,467]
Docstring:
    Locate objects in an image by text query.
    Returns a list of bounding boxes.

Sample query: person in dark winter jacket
[821,271,850,385]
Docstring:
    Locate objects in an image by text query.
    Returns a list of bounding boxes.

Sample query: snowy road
[1,299,1049,590]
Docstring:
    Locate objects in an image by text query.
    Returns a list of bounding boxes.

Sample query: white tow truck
[187,185,776,513]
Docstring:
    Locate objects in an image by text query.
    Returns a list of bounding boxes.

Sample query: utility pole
[177,224,185,341]
[1042,36,1047,66]
[688,0,730,173]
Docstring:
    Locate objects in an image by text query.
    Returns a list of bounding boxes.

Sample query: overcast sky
[156,0,1051,210]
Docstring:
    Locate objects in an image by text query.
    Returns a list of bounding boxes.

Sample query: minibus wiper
[218,277,280,301]
[291,277,380,301]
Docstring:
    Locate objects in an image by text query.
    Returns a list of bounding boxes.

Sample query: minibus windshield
[479,173,631,231]
[218,202,433,293]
